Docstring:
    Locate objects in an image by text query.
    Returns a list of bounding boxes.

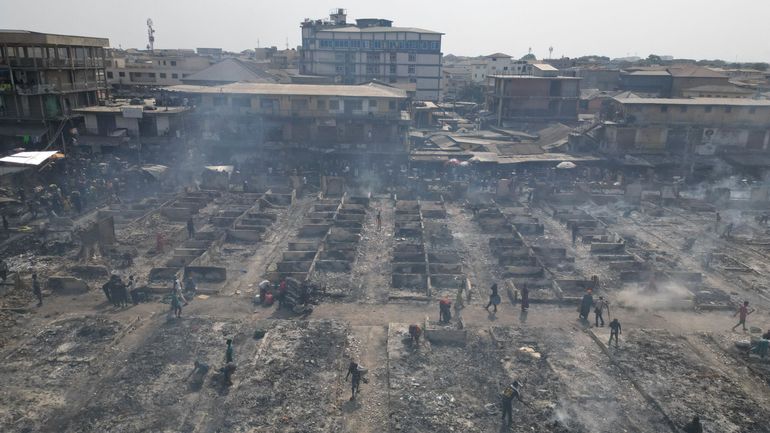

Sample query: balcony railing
[14,81,106,95]
[0,57,104,69]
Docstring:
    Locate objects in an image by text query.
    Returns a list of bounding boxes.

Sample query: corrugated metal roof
[615,97,770,106]
[166,82,407,98]
[0,151,59,166]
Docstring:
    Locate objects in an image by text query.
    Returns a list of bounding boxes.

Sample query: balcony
[0,57,104,69]
[14,81,107,95]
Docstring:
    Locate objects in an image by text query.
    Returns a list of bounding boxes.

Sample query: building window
[160,73,167,78]
[347,99,363,111]
[172,73,178,79]
[107,71,114,79]
[389,64,396,74]
[335,65,345,74]
[369,99,377,108]
[366,65,378,74]
[660,106,668,113]
[409,78,417,83]
[389,52,397,63]
[725,106,732,113]
[680,106,687,113]
[148,73,156,78]
[170,60,177,66]
[389,77,397,83]
[389,100,396,110]
[705,106,712,113]
[260,98,278,109]
[183,74,189,78]
[408,53,416,62]
[213,96,226,106]
[366,52,379,62]
[233,97,251,108]
[408,65,415,74]
[119,71,125,77]
[317,100,326,110]
[291,98,309,111]
[329,100,340,110]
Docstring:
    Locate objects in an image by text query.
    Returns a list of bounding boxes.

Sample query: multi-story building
[0,30,109,148]
[600,96,770,156]
[469,53,531,84]
[167,81,409,158]
[106,48,214,89]
[487,74,581,125]
[299,9,442,101]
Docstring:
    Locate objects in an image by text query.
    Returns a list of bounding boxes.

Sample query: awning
[204,165,234,174]
[141,164,169,180]
[0,150,61,166]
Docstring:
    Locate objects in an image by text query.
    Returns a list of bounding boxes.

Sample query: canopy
[0,151,60,166]
[556,161,577,169]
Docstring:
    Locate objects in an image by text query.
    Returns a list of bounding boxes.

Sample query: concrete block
[185,266,227,283]
[47,276,89,294]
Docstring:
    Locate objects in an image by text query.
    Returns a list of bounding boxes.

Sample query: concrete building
[0,30,109,148]
[441,66,472,101]
[106,49,214,89]
[468,53,532,85]
[167,81,409,156]
[681,84,755,99]
[601,96,770,156]
[487,75,581,124]
[72,101,191,152]
[619,66,730,97]
[565,67,620,91]
[299,9,442,101]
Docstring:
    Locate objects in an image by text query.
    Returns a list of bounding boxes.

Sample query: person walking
[732,301,755,332]
[32,273,43,307]
[187,217,195,239]
[609,318,622,348]
[346,360,363,401]
[579,289,593,321]
[225,338,234,363]
[170,284,187,318]
[594,296,609,327]
[485,283,500,313]
[375,209,382,230]
[520,283,529,312]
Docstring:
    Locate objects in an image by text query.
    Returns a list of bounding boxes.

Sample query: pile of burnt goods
[282,277,324,315]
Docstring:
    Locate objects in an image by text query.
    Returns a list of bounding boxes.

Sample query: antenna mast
[146,18,155,52]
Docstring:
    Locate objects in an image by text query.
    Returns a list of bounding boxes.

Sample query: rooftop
[614,97,770,106]
[488,75,580,80]
[166,81,407,98]
[73,105,190,114]
[317,26,442,35]
[0,29,108,47]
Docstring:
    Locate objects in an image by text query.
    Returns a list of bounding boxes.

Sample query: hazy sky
[2,0,769,62]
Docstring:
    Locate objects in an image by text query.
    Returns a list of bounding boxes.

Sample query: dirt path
[340,325,389,433]
[351,196,394,303]
[222,196,314,296]
[444,205,498,304]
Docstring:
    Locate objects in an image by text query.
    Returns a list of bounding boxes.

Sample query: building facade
[106,49,214,89]
[0,30,109,148]
[487,75,581,124]
[167,81,409,155]
[601,97,770,155]
[299,9,442,101]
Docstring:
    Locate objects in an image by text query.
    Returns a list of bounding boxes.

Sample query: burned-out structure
[167,81,410,174]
